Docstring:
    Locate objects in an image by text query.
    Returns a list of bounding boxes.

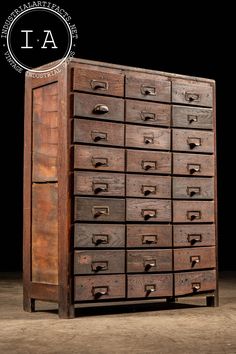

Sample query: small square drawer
[74,274,125,301]
[172,129,214,153]
[172,177,214,199]
[127,225,172,248]
[173,224,215,247]
[175,270,216,296]
[127,250,172,273]
[127,274,173,298]
[74,172,125,197]
[126,199,171,222]
[172,106,213,130]
[72,67,124,96]
[126,175,171,199]
[172,80,213,107]
[173,153,214,176]
[173,200,215,223]
[126,99,171,126]
[73,93,124,122]
[174,247,216,271]
[74,250,125,274]
[127,150,171,174]
[126,125,170,150]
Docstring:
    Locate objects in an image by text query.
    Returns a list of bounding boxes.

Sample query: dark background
[1,1,235,271]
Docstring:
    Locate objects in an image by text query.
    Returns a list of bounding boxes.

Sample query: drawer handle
[192,282,201,292]
[141,185,157,196]
[92,234,109,245]
[91,157,108,168]
[145,284,156,294]
[141,85,156,96]
[92,182,108,194]
[142,160,157,171]
[142,234,158,244]
[187,137,201,149]
[187,163,201,175]
[91,131,108,142]
[141,111,156,121]
[187,186,201,197]
[93,104,109,114]
[141,209,157,220]
[92,286,109,298]
[185,92,200,102]
[144,259,156,271]
[91,80,108,91]
[190,255,200,266]
[187,234,202,245]
[144,135,154,144]
[92,206,110,218]
[187,210,201,221]
[188,115,198,124]
[91,261,108,272]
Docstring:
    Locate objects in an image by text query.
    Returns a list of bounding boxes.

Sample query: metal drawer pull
[91,80,108,91]
[190,256,200,266]
[92,206,109,218]
[187,163,201,174]
[141,185,157,196]
[142,160,157,171]
[141,111,156,121]
[187,234,202,245]
[144,259,156,271]
[188,115,198,124]
[92,234,109,245]
[185,92,200,102]
[187,137,201,149]
[92,182,108,194]
[91,157,108,168]
[91,131,108,142]
[141,85,156,96]
[145,284,156,293]
[187,186,201,197]
[144,135,154,144]
[142,234,158,244]
[192,282,201,292]
[187,210,201,221]
[92,286,109,298]
[93,104,109,114]
[91,261,108,272]
[141,209,157,220]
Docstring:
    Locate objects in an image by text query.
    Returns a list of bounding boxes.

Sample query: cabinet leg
[206,294,219,307]
[23,296,35,312]
[166,297,178,303]
[58,303,75,319]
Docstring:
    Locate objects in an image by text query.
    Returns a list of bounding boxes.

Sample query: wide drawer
[172,106,213,130]
[74,145,125,172]
[74,172,125,197]
[127,250,172,273]
[174,247,216,271]
[127,225,172,248]
[126,125,170,150]
[172,177,214,199]
[74,274,126,301]
[73,93,124,122]
[126,175,171,199]
[173,201,215,223]
[172,129,214,153]
[173,224,215,247]
[127,150,171,174]
[175,270,216,296]
[173,153,214,176]
[172,80,213,107]
[127,274,173,298]
[74,197,125,222]
[126,199,171,222]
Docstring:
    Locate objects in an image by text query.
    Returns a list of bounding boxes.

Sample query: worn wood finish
[172,129,214,153]
[127,150,171,174]
[127,274,173,298]
[172,106,213,130]
[30,283,58,302]
[172,177,214,199]
[175,270,216,296]
[172,80,213,107]
[127,225,172,248]
[173,224,216,247]
[174,247,216,271]
[173,153,214,176]
[173,200,215,223]
[127,199,171,222]
[127,250,172,273]
[126,125,170,150]
[126,175,171,199]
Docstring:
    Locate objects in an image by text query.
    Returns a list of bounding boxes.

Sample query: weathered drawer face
[175,270,216,296]
[126,175,171,199]
[127,225,172,248]
[173,201,215,223]
[172,106,213,130]
[74,274,125,301]
[126,199,171,222]
[74,145,125,172]
[173,224,215,247]
[73,119,124,147]
[126,72,171,102]
[172,177,214,199]
[74,172,125,197]
[74,197,125,222]
[172,129,214,153]
[127,250,172,273]
[73,93,124,122]
[127,150,171,174]
[126,99,171,126]
[72,67,124,96]
[174,247,216,271]
[127,274,173,298]
[172,81,213,107]
[173,153,214,176]
[126,125,170,150]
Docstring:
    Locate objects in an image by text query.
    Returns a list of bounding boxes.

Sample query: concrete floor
[0,273,235,354]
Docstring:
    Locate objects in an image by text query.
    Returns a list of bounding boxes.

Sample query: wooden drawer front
[173,177,214,199]
[74,197,125,222]
[126,199,171,222]
[74,224,125,248]
[127,274,173,298]
[127,150,171,174]
[74,146,125,172]
[126,72,171,102]
[74,250,125,274]
[126,175,171,199]
[175,270,216,296]
[74,274,125,301]
[126,99,171,126]
[173,224,215,247]
[73,67,124,96]
[126,125,170,150]
[73,119,124,146]
[173,201,214,223]
[73,93,124,122]
[172,129,214,153]
[174,247,216,271]
[172,81,213,107]
[127,225,172,248]
[127,250,172,273]
[173,153,214,176]
[172,106,213,130]
[74,172,125,197]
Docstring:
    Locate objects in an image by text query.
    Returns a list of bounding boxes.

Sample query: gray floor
[0,272,236,354]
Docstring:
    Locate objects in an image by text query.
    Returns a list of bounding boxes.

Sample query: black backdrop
[1,1,235,271]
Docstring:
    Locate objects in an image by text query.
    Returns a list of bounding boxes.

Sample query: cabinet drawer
[126,125,170,150]
[172,81,213,107]
[127,199,171,222]
[127,150,171,174]
[172,106,213,130]
[173,177,214,199]
[74,274,125,301]
[173,201,215,223]
[172,129,214,153]
[127,225,172,248]
[127,274,173,298]
[173,224,215,247]
[174,247,216,271]
[74,172,125,197]
[74,145,125,172]
[126,175,171,199]
[72,67,124,96]
[73,93,124,122]
[173,153,214,176]
[74,224,125,248]
[74,197,125,222]
[126,99,171,126]
[126,72,171,102]
[175,270,216,296]
[127,250,172,273]
[73,119,124,146]
[74,250,125,274]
